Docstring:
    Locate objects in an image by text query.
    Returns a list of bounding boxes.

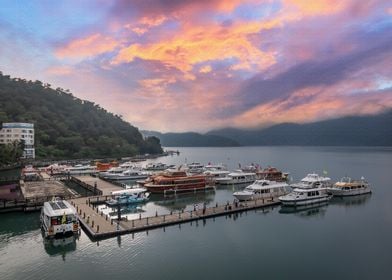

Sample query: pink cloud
[55,33,119,59]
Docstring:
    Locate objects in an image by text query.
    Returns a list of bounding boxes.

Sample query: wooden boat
[256,167,289,182]
[144,169,211,194]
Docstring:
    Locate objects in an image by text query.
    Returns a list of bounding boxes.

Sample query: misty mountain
[141,131,240,147]
[208,111,392,146]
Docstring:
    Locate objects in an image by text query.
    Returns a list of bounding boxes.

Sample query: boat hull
[279,195,332,206]
[327,188,371,196]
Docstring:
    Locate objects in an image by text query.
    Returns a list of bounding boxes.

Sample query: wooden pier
[71,176,123,195]
[69,196,281,240]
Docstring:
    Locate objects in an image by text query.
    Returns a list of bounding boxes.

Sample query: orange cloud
[112,19,281,76]
[56,33,119,59]
[283,0,347,16]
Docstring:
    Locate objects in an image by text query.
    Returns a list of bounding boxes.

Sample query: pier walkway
[71,176,123,196]
[69,196,280,240]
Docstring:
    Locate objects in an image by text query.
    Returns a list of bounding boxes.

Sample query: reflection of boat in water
[151,191,215,211]
[43,235,77,258]
[279,202,328,217]
[330,193,371,207]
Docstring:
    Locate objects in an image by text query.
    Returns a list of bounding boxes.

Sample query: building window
[22,130,26,133]
[28,130,33,133]
[6,129,11,132]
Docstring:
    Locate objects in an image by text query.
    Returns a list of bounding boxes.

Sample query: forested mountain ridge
[0,72,162,159]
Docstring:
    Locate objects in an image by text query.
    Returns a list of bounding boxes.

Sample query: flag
[61,212,66,224]
[323,170,328,175]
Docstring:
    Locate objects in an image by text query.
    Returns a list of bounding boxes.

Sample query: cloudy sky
[0,0,391,132]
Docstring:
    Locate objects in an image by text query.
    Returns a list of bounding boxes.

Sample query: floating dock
[71,176,123,195]
[69,196,280,240]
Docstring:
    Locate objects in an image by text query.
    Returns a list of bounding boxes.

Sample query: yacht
[100,167,148,181]
[203,170,230,183]
[278,173,333,206]
[328,176,371,196]
[215,172,256,185]
[40,199,79,238]
[185,162,205,174]
[279,187,332,206]
[233,180,291,201]
[144,162,169,171]
[204,163,227,171]
[64,164,97,175]
[290,173,332,189]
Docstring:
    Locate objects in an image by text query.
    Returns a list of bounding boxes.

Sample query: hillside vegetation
[0,72,162,159]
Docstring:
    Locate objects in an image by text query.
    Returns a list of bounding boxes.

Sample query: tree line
[0,72,163,160]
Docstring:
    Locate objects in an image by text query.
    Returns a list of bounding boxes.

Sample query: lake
[0,146,391,280]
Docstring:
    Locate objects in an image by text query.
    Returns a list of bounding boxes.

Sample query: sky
[0,0,391,132]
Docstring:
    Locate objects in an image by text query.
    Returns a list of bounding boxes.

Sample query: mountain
[141,131,240,147]
[0,72,163,159]
[208,111,392,146]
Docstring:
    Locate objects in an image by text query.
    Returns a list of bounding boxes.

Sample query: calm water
[1,146,391,280]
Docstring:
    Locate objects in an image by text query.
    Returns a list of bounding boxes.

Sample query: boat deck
[69,196,281,240]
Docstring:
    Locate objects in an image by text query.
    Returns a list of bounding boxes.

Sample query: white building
[0,122,35,158]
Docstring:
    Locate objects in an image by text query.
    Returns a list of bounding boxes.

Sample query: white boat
[290,173,332,189]
[185,162,205,174]
[64,164,97,175]
[203,170,230,183]
[215,172,256,185]
[144,162,169,171]
[204,163,227,171]
[279,187,332,206]
[233,180,291,201]
[99,166,125,179]
[107,187,150,206]
[40,199,79,238]
[328,176,371,196]
[111,187,148,196]
[111,169,150,181]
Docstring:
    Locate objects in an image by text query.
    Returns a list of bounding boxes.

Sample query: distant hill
[0,72,163,159]
[208,111,392,146]
[141,131,240,147]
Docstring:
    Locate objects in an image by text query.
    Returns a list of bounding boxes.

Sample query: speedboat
[106,188,150,206]
[185,162,205,174]
[233,180,291,201]
[215,172,256,185]
[328,176,371,196]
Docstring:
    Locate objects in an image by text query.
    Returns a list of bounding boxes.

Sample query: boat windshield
[51,215,76,225]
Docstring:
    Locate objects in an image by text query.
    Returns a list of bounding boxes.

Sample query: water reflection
[43,235,77,261]
[330,193,372,207]
[152,191,215,211]
[279,202,329,218]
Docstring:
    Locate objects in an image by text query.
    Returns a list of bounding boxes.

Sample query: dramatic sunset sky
[0,0,391,132]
